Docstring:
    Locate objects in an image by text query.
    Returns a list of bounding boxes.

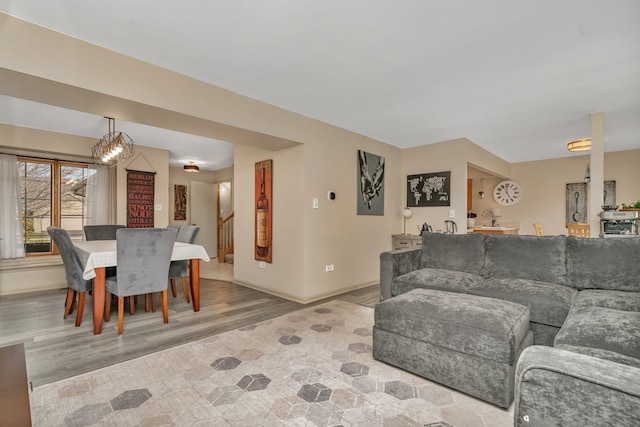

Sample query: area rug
[29,300,512,426]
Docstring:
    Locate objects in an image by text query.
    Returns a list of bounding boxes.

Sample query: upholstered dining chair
[84,225,126,278]
[533,222,544,236]
[47,226,92,327]
[568,223,590,237]
[169,225,200,303]
[104,228,178,335]
[83,224,126,241]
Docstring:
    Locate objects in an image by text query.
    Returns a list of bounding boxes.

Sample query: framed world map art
[406,171,451,207]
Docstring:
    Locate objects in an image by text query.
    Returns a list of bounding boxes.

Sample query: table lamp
[402,207,413,235]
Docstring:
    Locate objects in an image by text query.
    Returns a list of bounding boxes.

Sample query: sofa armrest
[379,248,421,301]
[515,346,640,427]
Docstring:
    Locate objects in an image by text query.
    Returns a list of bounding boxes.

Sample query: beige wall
[168,166,220,227]
[1,15,638,301]
[401,138,510,234]
[507,149,640,236]
[0,15,401,301]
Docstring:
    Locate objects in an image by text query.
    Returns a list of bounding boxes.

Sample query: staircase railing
[218,212,234,263]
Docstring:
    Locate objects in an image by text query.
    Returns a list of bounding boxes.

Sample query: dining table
[74,240,210,334]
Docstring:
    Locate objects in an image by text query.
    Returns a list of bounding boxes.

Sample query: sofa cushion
[483,234,567,285]
[392,268,484,297]
[375,288,530,363]
[571,289,640,311]
[420,232,485,275]
[474,278,577,328]
[566,236,640,291]
[554,290,640,367]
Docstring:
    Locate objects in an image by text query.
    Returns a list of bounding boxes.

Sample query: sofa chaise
[376,232,640,426]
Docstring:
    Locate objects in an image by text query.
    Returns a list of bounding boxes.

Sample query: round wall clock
[493,180,522,206]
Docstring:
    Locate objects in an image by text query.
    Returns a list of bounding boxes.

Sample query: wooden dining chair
[567,223,590,238]
[169,226,200,303]
[104,228,178,334]
[47,227,92,327]
[533,223,544,236]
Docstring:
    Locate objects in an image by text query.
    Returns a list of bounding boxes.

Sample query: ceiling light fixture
[91,117,134,166]
[566,138,591,152]
[184,161,200,172]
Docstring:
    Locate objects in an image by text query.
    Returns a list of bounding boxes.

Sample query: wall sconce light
[584,163,590,185]
[183,161,200,172]
[478,178,485,199]
[402,207,413,235]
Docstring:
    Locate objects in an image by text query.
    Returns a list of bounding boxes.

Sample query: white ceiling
[1,0,639,170]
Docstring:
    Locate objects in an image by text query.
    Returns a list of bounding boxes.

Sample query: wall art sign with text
[174,184,187,221]
[406,171,451,207]
[255,159,273,263]
[126,170,155,228]
[357,150,385,216]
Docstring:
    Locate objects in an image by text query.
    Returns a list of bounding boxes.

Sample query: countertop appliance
[444,220,457,234]
[599,210,639,237]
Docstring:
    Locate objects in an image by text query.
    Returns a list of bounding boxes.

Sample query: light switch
[313,198,319,209]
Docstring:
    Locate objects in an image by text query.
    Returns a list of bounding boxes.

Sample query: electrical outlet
[313,198,319,209]
[259,261,266,269]
[325,264,334,272]
[449,209,455,218]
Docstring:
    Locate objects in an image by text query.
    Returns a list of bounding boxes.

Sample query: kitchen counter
[469,227,519,235]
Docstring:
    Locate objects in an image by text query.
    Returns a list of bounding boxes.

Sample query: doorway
[190,180,217,258]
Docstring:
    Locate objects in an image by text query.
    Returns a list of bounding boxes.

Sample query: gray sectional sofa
[378,232,640,426]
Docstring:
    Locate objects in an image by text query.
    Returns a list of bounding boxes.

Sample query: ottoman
[373,288,533,408]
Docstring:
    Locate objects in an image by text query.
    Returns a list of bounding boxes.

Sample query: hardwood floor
[0,279,379,387]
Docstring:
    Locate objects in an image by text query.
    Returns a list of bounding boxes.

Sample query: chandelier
[91,117,134,166]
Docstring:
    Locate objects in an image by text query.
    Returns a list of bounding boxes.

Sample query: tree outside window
[18,159,89,255]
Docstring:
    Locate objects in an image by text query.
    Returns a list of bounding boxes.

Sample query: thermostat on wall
[327,191,336,201]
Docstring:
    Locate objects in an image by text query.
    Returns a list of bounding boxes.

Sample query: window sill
[0,256,63,271]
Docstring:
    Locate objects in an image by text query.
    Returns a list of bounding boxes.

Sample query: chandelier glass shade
[566,138,591,152]
[92,117,134,166]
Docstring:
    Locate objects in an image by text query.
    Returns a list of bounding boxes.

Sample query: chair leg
[75,292,86,327]
[182,277,191,304]
[145,294,151,312]
[105,292,112,322]
[129,296,136,315]
[63,288,75,319]
[117,297,124,335]
[170,279,177,298]
[151,293,157,313]
[69,290,76,315]
[161,290,169,324]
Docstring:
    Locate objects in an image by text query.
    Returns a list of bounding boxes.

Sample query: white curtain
[0,154,25,259]
[84,165,111,226]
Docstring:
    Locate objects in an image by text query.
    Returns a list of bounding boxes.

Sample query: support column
[589,113,604,237]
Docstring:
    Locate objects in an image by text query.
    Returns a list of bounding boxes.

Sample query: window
[18,158,91,255]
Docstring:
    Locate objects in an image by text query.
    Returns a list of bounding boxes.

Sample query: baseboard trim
[231,279,378,304]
